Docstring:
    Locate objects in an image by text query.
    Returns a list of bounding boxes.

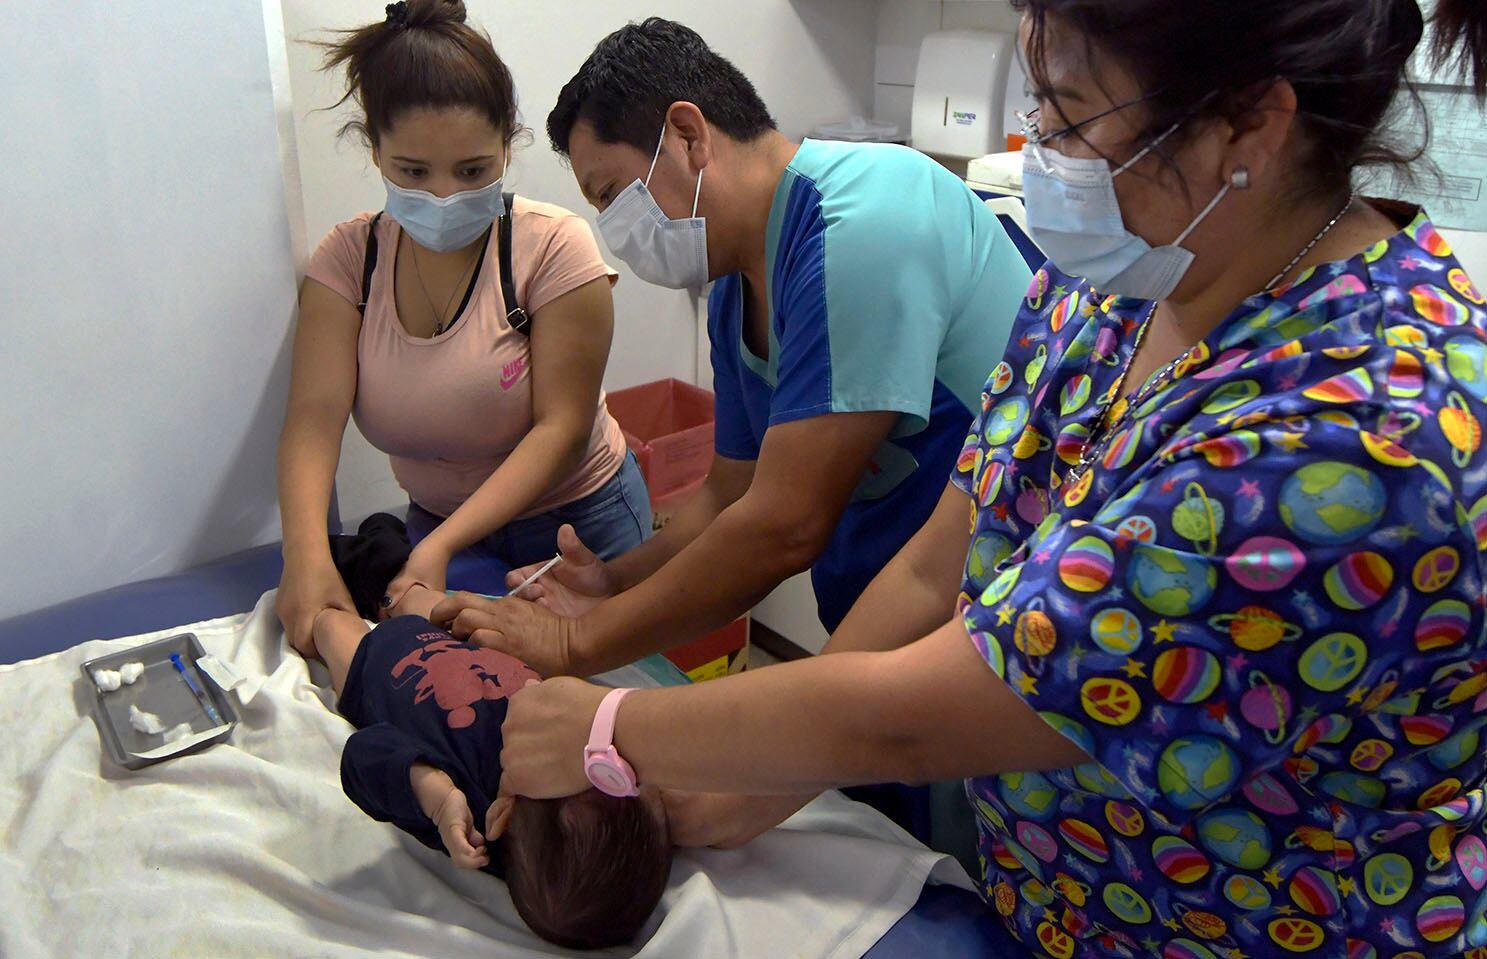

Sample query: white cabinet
[754,573,832,656]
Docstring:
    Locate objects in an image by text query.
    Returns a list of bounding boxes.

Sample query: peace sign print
[1080,677,1142,726]
[1268,917,1325,953]
[1297,633,1368,692]
[1364,853,1414,906]
[953,210,1487,959]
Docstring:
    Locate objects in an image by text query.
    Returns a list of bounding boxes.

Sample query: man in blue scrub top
[434,18,1029,680]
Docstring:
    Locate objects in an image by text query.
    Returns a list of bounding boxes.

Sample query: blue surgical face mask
[1021,127,1231,301]
[596,126,709,291]
[383,176,505,253]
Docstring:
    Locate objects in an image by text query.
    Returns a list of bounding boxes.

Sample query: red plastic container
[606,383,745,680]
[662,615,750,682]
[606,379,715,499]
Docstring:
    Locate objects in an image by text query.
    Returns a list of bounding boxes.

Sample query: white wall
[0,0,304,620]
[281,0,877,522]
[1445,230,1487,300]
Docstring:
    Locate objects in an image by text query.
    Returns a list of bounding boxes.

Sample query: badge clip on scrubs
[585,688,640,797]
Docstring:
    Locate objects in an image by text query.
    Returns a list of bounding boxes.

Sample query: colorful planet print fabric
[954,208,1487,958]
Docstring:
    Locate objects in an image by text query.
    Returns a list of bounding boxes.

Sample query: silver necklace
[1264,194,1356,292]
[1062,193,1358,489]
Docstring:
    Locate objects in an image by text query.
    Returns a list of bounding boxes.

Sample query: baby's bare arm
[409,762,457,818]
[411,763,489,869]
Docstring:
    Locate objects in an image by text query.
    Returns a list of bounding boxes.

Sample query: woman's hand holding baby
[276,558,356,658]
[383,540,452,620]
[499,677,609,799]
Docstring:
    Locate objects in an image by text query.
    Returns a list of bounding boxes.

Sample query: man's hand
[431,591,586,677]
[505,524,618,617]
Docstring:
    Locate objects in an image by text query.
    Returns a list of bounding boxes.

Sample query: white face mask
[383,176,505,253]
[596,126,709,290]
[1021,126,1231,301]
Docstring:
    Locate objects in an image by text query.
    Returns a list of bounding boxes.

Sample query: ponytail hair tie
[384,1,410,30]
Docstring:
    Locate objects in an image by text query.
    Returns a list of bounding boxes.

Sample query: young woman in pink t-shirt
[275,0,648,653]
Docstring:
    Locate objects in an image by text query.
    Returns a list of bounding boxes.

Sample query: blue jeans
[406,452,652,591]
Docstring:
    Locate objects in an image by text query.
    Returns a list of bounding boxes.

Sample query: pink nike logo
[500,357,527,391]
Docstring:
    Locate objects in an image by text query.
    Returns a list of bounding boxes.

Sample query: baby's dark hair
[501,790,673,950]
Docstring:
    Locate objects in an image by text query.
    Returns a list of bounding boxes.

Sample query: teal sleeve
[771,158,953,434]
[768,151,1029,438]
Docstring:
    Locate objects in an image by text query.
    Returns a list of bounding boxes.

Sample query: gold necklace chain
[1060,193,1360,490]
[409,232,486,336]
[1063,301,1161,489]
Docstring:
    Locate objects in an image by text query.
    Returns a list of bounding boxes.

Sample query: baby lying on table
[297,575,673,950]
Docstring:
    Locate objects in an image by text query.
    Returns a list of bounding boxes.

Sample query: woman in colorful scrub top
[958,194,1487,946]
[478,2,1487,957]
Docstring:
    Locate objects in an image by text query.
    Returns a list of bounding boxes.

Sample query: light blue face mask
[1021,127,1231,300]
[596,125,709,291]
[383,176,505,253]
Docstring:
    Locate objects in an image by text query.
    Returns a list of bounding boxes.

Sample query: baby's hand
[432,787,489,870]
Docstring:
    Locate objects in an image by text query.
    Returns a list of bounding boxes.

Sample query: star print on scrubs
[954,209,1487,957]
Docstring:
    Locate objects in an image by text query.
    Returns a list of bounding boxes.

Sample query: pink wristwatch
[584,687,640,798]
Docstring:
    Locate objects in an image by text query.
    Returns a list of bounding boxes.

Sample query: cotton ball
[119,662,145,685]
[165,723,194,744]
[93,669,122,693]
[128,704,166,735]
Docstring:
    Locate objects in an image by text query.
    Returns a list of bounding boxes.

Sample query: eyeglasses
[1018,89,1164,145]
[1018,89,1195,173]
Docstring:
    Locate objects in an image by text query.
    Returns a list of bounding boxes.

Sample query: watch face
[587,760,632,796]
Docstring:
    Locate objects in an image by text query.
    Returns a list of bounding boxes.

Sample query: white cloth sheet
[0,592,971,958]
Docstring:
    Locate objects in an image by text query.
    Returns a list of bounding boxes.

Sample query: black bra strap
[499,192,530,336]
[357,212,383,316]
[359,203,525,335]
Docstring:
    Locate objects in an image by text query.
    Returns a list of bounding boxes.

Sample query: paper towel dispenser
[911,29,1029,159]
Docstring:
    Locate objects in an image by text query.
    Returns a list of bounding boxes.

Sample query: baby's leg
[311,608,371,696]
